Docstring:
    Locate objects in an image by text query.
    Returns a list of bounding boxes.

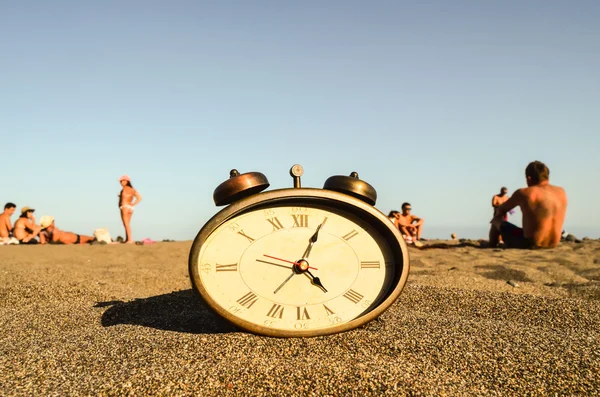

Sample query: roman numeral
[266,217,284,230]
[342,230,359,241]
[296,307,311,320]
[343,289,364,304]
[323,304,335,316]
[266,303,284,318]
[360,261,380,269]
[237,230,255,242]
[216,263,238,272]
[236,292,258,308]
[292,214,309,227]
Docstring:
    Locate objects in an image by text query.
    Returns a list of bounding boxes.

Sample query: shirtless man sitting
[490,161,567,249]
[13,207,42,244]
[39,216,96,245]
[0,202,17,242]
[397,202,425,244]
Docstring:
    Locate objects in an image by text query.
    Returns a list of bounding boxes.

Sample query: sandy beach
[1,240,599,396]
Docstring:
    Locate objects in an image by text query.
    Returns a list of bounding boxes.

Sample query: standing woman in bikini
[118,175,142,243]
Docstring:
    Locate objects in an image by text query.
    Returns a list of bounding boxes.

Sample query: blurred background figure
[118,175,142,244]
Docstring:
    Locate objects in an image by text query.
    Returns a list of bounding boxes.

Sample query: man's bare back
[516,184,567,246]
[491,161,567,249]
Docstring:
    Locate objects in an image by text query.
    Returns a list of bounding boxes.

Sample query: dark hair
[125,181,133,188]
[525,161,550,184]
[4,202,16,210]
[20,210,33,218]
[501,187,507,191]
[388,210,400,217]
[401,202,411,210]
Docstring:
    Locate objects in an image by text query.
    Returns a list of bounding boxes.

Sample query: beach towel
[135,238,156,245]
[93,228,112,244]
[0,237,20,245]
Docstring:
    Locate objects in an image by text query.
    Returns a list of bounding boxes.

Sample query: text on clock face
[195,205,396,331]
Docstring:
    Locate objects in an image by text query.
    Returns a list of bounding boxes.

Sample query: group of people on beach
[388,160,567,249]
[0,175,142,245]
[488,161,567,249]
[2,161,567,250]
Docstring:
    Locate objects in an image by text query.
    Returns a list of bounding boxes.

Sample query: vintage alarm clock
[188,164,410,337]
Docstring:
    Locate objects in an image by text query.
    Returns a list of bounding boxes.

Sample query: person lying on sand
[39,216,96,245]
[490,161,567,249]
[13,207,42,244]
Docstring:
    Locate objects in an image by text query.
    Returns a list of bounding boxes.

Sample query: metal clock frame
[189,188,410,338]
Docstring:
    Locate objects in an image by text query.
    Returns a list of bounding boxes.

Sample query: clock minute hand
[302,223,323,259]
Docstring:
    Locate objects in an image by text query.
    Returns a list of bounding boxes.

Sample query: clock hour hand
[302,223,323,259]
[305,269,327,293]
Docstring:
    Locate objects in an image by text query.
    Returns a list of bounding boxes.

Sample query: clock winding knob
[290,164,304,188]
[213,169,270,206]
[323,171,377,206]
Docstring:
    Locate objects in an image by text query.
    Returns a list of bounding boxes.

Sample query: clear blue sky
[1,1,598,241]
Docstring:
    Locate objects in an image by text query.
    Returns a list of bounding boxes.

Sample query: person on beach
[489,187,510,244]
[12,206,42,244]
[492,187,510,218]
[490,161,567,249]
[388,210,401,225]
[118,175,142,244]
[38,216,96,245]
[397,202,424,247]
[0,202,17,240]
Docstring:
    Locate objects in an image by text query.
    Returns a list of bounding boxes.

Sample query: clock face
[190,194,407,337]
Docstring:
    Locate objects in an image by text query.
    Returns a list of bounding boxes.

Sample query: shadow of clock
[96,289,237,334]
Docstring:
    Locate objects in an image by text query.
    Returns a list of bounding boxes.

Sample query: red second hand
[263,254,318,270]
